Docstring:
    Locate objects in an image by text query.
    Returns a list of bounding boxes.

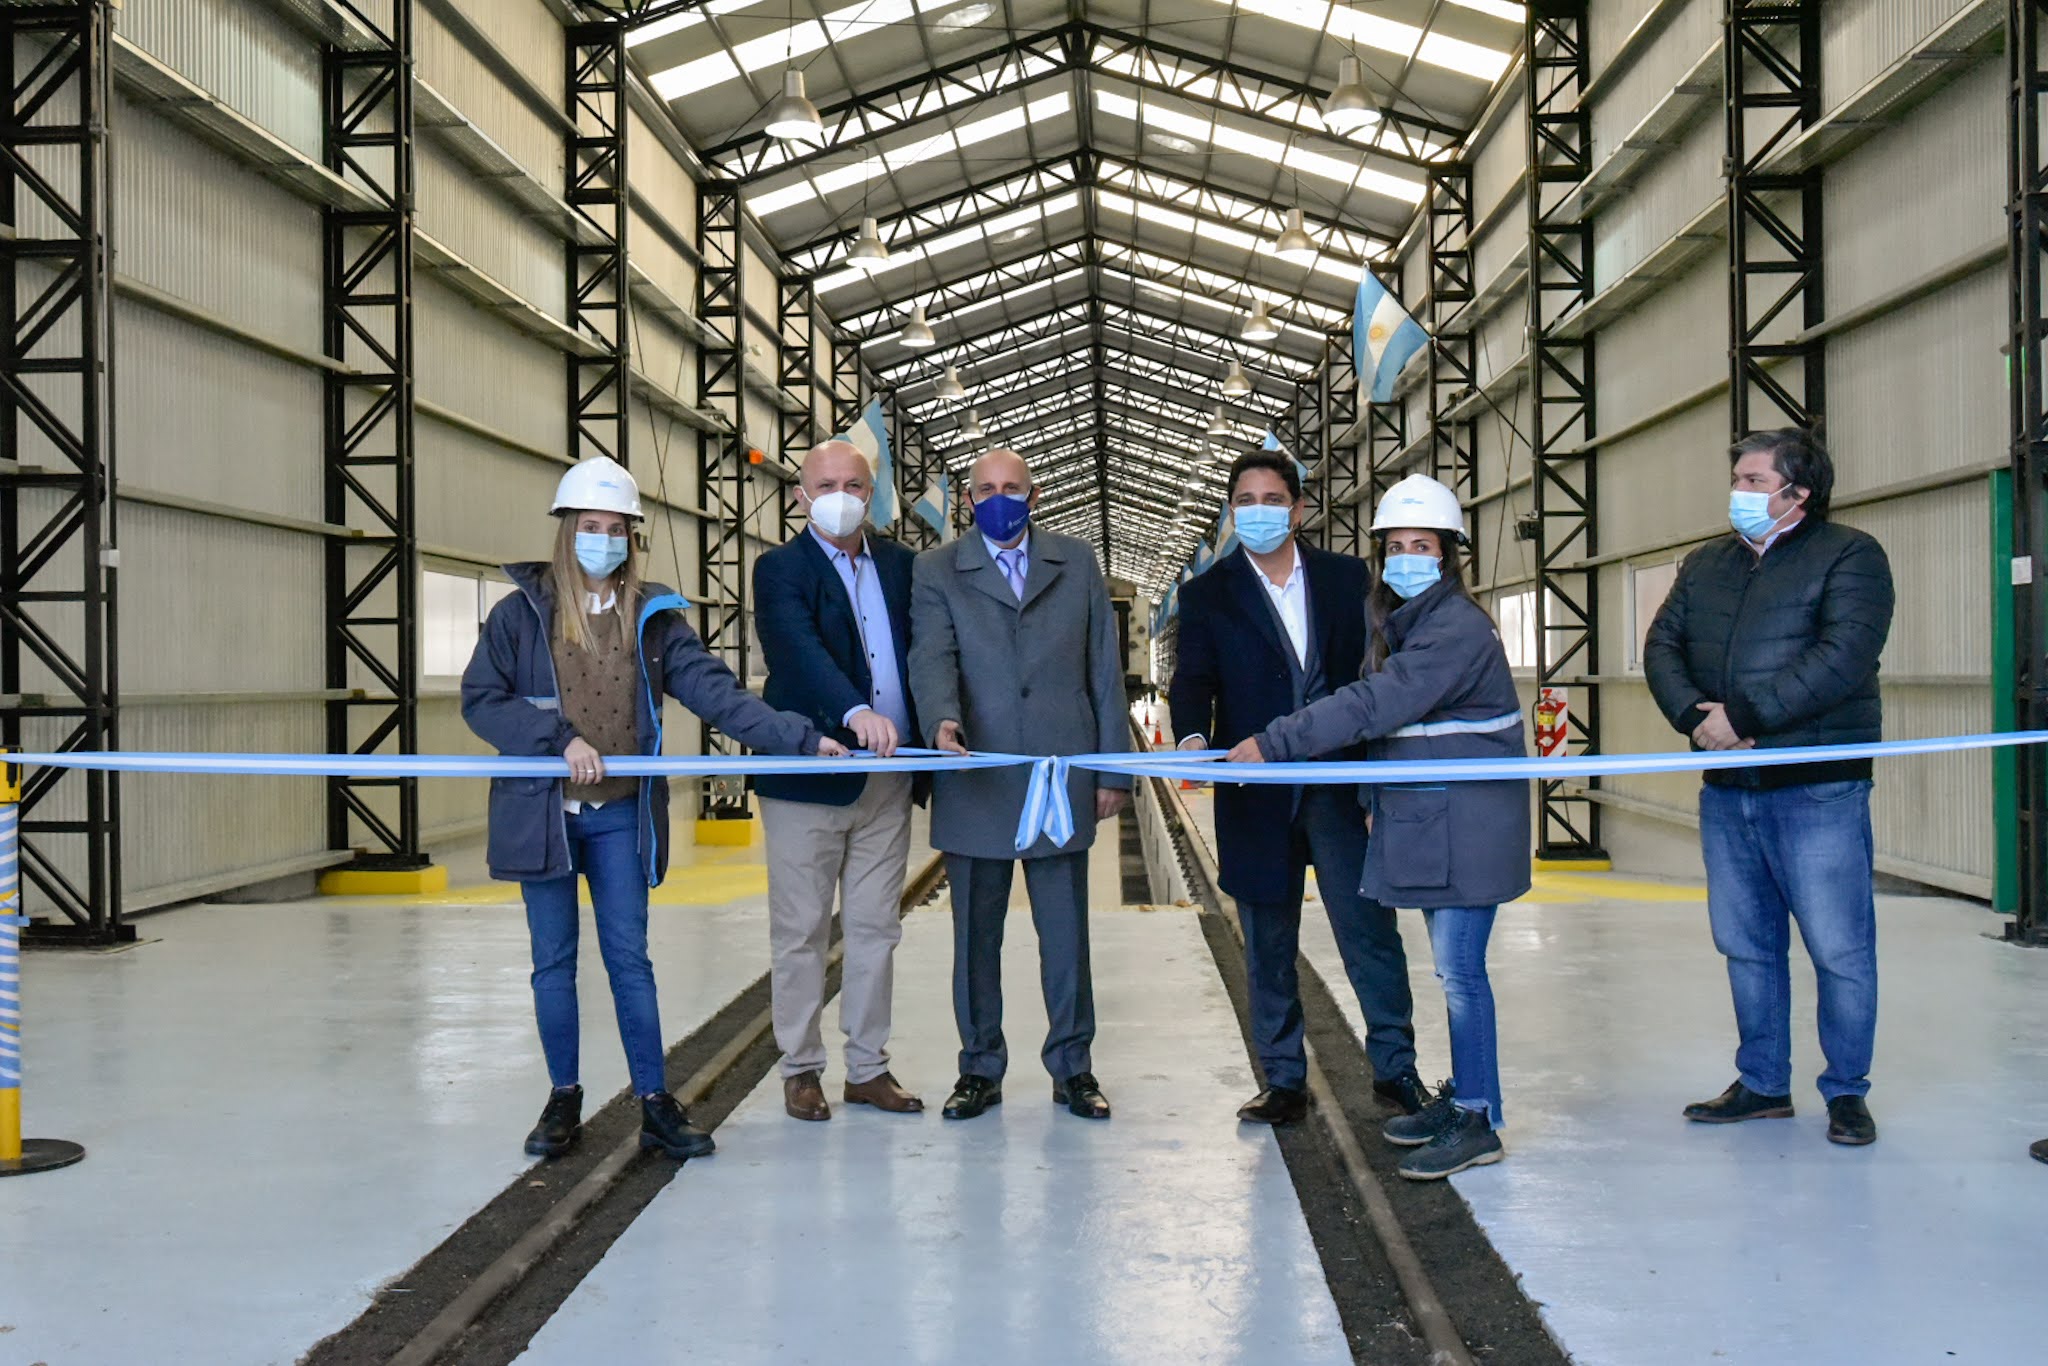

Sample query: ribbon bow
[1014,756,1075,852]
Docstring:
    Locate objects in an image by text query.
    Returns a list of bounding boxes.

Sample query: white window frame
[1625,557,1684,675]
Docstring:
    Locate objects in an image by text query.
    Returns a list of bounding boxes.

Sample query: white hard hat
[1371,473,1467,543]
[551,455,642,519]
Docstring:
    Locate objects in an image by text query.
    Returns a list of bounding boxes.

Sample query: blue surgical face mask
[973,492,1032,544]
[1232,504,1293,555]
[1728,488,1793,541]
[574,531,628,578]
[1382,553,1442,600]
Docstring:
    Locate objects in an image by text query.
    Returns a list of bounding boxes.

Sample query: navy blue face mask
[973,492,1032,543]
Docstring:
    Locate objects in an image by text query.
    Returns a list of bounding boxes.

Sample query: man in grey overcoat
[908,448,1132,1121]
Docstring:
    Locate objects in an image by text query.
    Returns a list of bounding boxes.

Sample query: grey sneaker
[1397,1106,1504,1180]
[1382,1082,1459,1148]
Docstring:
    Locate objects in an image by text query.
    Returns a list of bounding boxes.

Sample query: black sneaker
[1372,1071,1433,1116]
[524,1085,582,1159]
[2032,1137,2047,1165]
[641,1092,715,1159]
[1825,1095,1876,1147]
[1683,1081,1794,1124]
[1382,1082,1459,1148]
[1397,1106,1504,1180]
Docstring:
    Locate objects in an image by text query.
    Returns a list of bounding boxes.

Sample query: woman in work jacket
[1226,473,1529,1181]
[462,455,847,1163]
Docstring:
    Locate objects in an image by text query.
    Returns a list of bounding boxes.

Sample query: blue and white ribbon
[1018,757,1075,851]
[0,801,21,1090]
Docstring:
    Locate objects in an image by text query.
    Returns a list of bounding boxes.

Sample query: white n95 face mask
[806,490,868,538]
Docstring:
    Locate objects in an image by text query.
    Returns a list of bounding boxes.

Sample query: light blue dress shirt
[810,526,913,738]
[981,528,1030,597]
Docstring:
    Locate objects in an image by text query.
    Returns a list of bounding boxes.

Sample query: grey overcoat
[908,528,1132,859]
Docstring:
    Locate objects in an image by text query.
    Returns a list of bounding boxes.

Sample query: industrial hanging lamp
[960,407,985,441]
[897,301,937,349]
[1207,408,1231,437]
[935,364,967,400]
[847,216,890,272]
[764,68,824,143]
[1273,207,1318,265]
[1241,299,1279,343]
[1220,360,1252,398]
[1321,56,1381,134]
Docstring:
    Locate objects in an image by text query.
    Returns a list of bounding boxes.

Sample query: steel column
[322,0,423,877]
[1325,352,1364,558]
[777,274,815,542]
[695,181,748,815]
[1426,163,1480,530]
[567,21,630,468]
[1526,0,1603,859]
[2008,0,2048,943]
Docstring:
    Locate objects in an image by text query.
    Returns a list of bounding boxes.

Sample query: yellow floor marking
[1517,870,1707,904]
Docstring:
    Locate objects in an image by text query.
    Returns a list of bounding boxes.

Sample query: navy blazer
[1168,543,1371,903]
[752,529,926,807]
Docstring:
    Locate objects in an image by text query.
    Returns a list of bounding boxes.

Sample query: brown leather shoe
[783,1070,830,1121]
[843,1071,924,1113]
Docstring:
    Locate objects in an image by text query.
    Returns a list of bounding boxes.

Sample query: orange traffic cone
[1151,724,1163,746]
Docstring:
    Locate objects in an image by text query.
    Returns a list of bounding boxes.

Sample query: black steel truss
[323,0,424,877]
[920,362,1272,442]
[1526,0,1602,859]
[1726,0,1824,435]
[1321,356,1364,557]
[1426,161,1480,518]
[778,275,815,542]
[842,243,1090,339]
[2008,0,2048,942]
[695,180,749,805]
[828,331,863,434]
[567,21,630,467]
[788,156,1087,274]
[0,1,123,943]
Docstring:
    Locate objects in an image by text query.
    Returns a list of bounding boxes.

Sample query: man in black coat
[1645,429,1895,1147]
[1169,450,1424,1125]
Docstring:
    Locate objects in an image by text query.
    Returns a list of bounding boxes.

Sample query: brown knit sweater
[552,606,640,805]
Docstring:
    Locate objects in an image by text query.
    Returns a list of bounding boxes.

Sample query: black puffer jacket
[1643,517,1894,788]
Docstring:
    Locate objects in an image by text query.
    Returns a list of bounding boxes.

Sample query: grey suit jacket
[908,527,1132,859]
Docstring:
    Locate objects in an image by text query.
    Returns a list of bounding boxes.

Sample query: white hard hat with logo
[1370,473,1467,543]
[551,455,643,520]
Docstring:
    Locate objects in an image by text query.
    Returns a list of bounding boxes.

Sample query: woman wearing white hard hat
[1225,472,1530,1180]
[463,455,848,1162]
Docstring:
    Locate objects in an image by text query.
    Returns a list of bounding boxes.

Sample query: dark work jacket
[752,529,927,807]
[1170,544,1371,904]
[1643,518,1894,788]
[1256,579,1531,911]
[460,564,820,886]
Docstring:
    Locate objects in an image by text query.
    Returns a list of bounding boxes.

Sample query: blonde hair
[549,511,642,650]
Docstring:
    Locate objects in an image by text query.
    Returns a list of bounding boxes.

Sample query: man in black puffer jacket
[1645,429,1894,1148]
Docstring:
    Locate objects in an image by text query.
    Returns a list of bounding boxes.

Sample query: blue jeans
[1700,779,1877,1102]
[1422,906,1501,1126]
[521,798,666,1097]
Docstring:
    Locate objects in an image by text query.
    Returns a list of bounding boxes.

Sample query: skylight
[1098,242,1347,328]
[648,0,922,100]
[1094,91,1423,204]
[815,192,1082,294]
[751,91,1073,217]
[1192,0,1514,82]
[1096,188,1361,287]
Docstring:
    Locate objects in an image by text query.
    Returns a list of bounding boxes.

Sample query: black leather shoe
[2032,1137,2048,1165]
[1826,1095,1877,1146]
[1372,1071,1432,1116]
[1053,1072,1111,1119]
[1684,1081,1794,1124]
[640,1092,715,1159]
[1237,1086,1308,1125]
[524,1085,583,1159]
[942,1074,1002,1120]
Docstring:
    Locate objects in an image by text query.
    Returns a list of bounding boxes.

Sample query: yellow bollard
[0,751,84,1176]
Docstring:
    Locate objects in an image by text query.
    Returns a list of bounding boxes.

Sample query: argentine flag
[1262,429,1313,485]
[913,473,952,541]
[841,398,897,526]
[1352,269,1428,404]
[1212,503,1238,557]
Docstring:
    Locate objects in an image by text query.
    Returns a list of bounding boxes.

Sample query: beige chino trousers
[758,772,914,1084]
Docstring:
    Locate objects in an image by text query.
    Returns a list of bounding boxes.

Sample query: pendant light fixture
[1321,56,1381,134]
[847,216,889,273]
[1241,299,1279,342]
[1220,360,1252,398]
[960,408,985,441]
[1207,408,1231,437]
[764,68,824,143]
[1273,207,1318,265]
[897,301,937,349]
[935,364,967,401]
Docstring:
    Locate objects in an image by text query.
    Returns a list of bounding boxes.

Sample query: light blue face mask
[574,531,629,577]
[1728,489,1793,541]
[1382,553,1442,600]
[1232,504,1293,555]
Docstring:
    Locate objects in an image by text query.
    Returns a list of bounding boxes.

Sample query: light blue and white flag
[841,398,897,527]
[913,472,952,541]
[1212,502,1238,557]
[1352,269,1428,404]
[1262,429,1313,485]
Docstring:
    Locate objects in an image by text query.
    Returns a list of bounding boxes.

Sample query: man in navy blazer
[752,440,926,1122]
[1169,450,1424,1126]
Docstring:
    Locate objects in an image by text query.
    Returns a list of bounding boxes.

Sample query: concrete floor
[515,902,1350,1366]
[1173,784,2048,1365]
[0,821,920,1366]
